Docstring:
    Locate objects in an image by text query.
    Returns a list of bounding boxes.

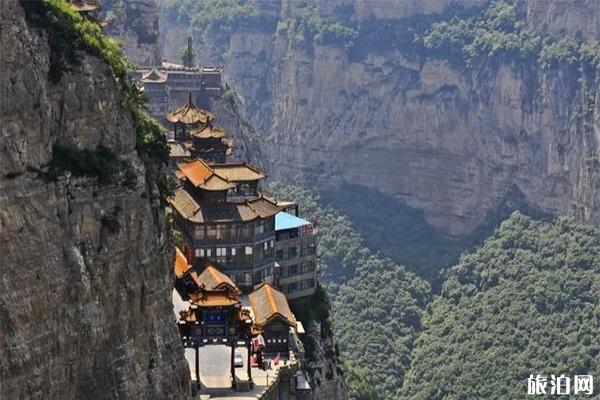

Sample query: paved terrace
[173,290,297,399]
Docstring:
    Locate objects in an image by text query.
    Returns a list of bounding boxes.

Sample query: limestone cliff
[102,0,161,66]
[0,1,189,399]
[302,321,346,400]
[159,0,600,238]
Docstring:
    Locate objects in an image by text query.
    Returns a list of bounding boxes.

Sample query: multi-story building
[167,96,317,299]
[132,61,221,125]
[274,212,318,301]
[171,159,280,292]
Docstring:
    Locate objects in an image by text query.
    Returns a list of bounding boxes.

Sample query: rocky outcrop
[302,321,346,400]
[526,0,600,40]
[102,0,161,66]
[0,1,189,399]
[159,0,600,237]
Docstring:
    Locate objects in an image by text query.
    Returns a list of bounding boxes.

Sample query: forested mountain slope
[403,212,600,399]
[268,183,430,400]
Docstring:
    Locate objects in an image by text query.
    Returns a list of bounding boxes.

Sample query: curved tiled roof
[210,163,266,182]
[169,188,282,223]
[69,0,99,12]
[189,291,240,308]
[165,94,215,124]
[174,247,190,278]
[141,67,167,83]
[177,159,235,191]
[191,266,237,292]
[191,121,227,139]
[248,283,297,327]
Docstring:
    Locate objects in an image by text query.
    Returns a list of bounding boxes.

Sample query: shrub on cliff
[20,0,168,163]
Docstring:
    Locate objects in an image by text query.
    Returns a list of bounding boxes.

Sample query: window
[216,224,227,240]
[194,225,205,240]
[230,224,239,238]
[231,248,237,256]
[289,247,298,258]
[206,248,212,257]
[216,248,226,256]
[195,249,201,257]
[206,225,217,239]
[276,250,284,261]
[255,221,264,236]
[242,224,253,238]
[264,242,268,251]
[245,246,253,255]
[244,273,252,285]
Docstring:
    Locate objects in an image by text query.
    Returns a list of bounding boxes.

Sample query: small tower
[189,118,232,163]
[165,92,214,141]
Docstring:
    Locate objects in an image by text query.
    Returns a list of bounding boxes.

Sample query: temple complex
[164,91,317,396]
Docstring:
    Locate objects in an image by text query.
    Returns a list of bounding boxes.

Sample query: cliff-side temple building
[167,96,318,298]
[132,61,221,124]
[275,212,318,301]
[166,91,316,395]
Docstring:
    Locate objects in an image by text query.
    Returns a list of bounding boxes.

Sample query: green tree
[179,45,197,67]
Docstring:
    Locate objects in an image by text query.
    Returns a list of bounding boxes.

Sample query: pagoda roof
[169,189,282,223]
[190,265,238,293]
[248,283,297,328]
[141,67,167,83]
[177,159,235,191]
[165,94,215,125]
[210,163,266,182]
[190,120,227,139]
[174,247,191,278]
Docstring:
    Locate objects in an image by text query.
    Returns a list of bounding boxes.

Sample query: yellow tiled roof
[201,174,236,191]
[165,95,215,125]
[190,265,238,292]
[141,67,167,83]
[248,283,296,327]
[191,122,227,139]
[211,163,266,182]
[69,0,99,12]
[169,188,282,223]
[190,291,240,308]
[174,247,190,278]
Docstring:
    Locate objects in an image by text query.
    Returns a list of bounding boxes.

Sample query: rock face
[102,0,161,65]
[159,0,600,237]
[302,321,346,400]
[0,1,189,399]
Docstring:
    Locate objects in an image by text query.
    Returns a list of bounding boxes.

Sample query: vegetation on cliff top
[402,212,600,399]
[20,0,168,162]
[160,0,275,34]
[421,0,600,73]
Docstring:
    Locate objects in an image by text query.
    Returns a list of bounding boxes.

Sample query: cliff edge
[0,1,189,398]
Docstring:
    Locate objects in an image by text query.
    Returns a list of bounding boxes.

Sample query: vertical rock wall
[0,1,189,399]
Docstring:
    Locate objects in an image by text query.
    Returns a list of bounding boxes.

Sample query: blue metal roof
[275,212,310,231]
